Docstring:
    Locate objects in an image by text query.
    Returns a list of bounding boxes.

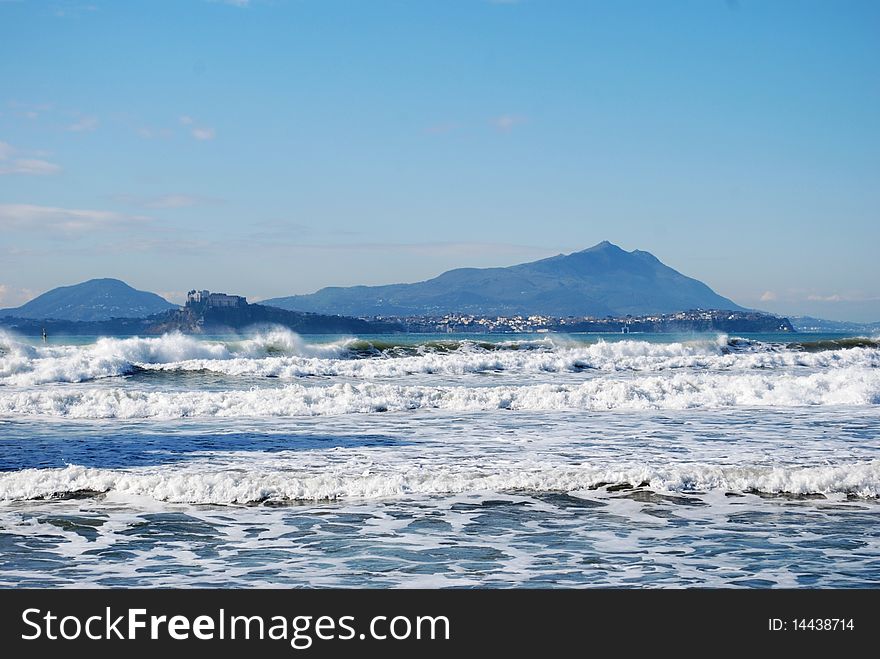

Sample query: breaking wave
[0,329,353,385]
[1,368,878,418]
[2,461,878,503]
[2,329,878,386]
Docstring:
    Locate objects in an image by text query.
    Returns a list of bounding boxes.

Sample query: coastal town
[378,309,794,334]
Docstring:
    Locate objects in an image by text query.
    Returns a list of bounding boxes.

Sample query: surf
[2,460,878,504]
[2,330,878,386]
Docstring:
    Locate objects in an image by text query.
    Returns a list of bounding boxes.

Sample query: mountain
[263,241,746,317]
[0,278,176,321]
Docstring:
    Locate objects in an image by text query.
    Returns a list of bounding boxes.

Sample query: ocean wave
[2,330,878,385]
[0,329,353,385]
[138,340,880,380]
[1,368,877,418]
[787,337,880,352]
[1,461,877,503]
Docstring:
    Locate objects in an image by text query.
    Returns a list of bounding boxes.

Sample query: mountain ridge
[263,241,745,317]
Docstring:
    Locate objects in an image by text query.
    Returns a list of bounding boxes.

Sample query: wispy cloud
[0,158,61,175]
[207,0,250,7]
[112,193,218,209]
[0,204,148,234]
[180,115,215,140]
[0,141,62,176]
[191,127,216,141]
[805,292,880,304]
[6,101,53,121]
[760,291,777,302]
[66,115,99,132]
[807,292,880,302]
[0,283,37,308]
[491,114,526,132]
[144,194,204,209]
[51,2,98,18]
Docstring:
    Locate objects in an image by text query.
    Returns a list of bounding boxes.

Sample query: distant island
[263,241,746,317]
[0,278,175,322]
[0,288,401,336]
[3,241,849,337]
[0,288,792,336]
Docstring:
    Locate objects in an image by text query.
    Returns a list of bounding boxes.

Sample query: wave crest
[2,461,877,503]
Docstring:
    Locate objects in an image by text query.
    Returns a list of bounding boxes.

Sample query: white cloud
[67,115,99,132]
[0,284,37,308]
[0,204,148,234]
[0,141,62,175]
[760,291,777,302]
[191,127,216,141]
[157,290,187,304]
[208,0,251,7]
[807,294,843,303]
[179,116,215,140]
[491,114,526,131]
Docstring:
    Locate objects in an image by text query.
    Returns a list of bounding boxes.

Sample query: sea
[1,328,878,588]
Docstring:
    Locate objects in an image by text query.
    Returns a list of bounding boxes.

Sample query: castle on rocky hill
[185,289,247,309]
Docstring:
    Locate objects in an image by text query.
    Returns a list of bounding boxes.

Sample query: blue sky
[1,0,878,321]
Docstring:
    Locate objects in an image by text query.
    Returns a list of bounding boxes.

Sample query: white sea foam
[1,460,877,503]
[1,368,877,418]
[2,330,878,385]
[0,329,354,385]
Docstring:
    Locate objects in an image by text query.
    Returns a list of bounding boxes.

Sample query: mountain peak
[84,277,128,284]
[70,278,135,290]
[570,241,629,258]
[586,240,622,251]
